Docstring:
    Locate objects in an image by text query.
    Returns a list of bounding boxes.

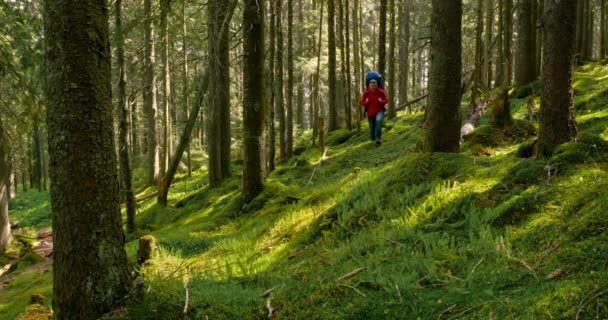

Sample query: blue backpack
[365,71,384,89]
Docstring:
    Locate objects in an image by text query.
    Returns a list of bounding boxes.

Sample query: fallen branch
[262,285,279,298]
[460,100,489,138]
[183,277,190,315]
[266,298,276,318]
[336,267,366,282]
[134,191,159,203]
[306,147,329,185]
[337,283,366,297]
[396,93,429,111]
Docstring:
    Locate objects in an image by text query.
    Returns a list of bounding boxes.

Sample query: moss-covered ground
[2,64,608,319]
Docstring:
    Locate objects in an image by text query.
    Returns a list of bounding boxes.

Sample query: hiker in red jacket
[361,79,389,145]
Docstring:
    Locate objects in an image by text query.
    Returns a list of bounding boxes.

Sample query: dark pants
[368,111,384,141]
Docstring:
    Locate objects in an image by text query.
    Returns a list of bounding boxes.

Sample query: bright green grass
[3,64,608,319]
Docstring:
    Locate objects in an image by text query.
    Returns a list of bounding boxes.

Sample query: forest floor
[2,64,608,319]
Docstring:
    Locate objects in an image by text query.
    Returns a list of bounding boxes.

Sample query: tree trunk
[33,124,42,191]
[242,0,265,203]
[158,73,209,206]
[116,0,137,233]
[536,0,543,75]
[344,0,352,128]
[296,0,305,130]
[338,0,351,129]
[286,0,294,158]
[378,0,388,77]
[44,0,131,316]
[503,0,513,86]
[0,115,11,253]
[312,3,324,144]
[129,89,140,157]
[275,0,286,159]
[472,0,484,102]
[161,0,172,175]
[267,0,276,172]
[182,0,192,177]
[144,0,160,185]
[601,0,606,60]
[387,0,396,119]
[515,0,536,86]
[537,0,578,157]
[484,0,493,88]
[398,0,410,112]
[353,0,362,123]
[495,0,504,86]
[7,154,15,199]
[328,0,338,131]
[208,0,236,187]
[426,0,462,153]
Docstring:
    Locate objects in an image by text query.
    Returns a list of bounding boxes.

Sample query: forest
[1,0,608,318]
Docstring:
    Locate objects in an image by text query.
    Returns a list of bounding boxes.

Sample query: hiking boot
[376,140,382,146]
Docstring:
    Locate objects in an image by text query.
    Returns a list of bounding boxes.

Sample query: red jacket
[361,88,389,118]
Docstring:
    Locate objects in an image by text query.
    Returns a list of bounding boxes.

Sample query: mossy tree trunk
[116,0,137,233]
[537,0,578,157]
[515,0,536,86]
[242,0,266,203]
[44,0,131,317]
[426,0,462,153]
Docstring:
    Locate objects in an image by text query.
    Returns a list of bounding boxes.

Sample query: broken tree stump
[138,235,157,264]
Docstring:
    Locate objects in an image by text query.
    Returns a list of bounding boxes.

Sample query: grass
[2,64,608,319]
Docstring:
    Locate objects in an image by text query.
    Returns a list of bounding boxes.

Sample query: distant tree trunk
[208,0,236,187]
[275,0,286,159]
[536,0,543,75]
[387,0,396,119]
[160,0,172,174]
[158,74,209,206]
[582,0,590,60]
[338,0,351,129]
[21,156,28,193]
[472,0,484,103]
[267,0,276,172]
[378,0,388,77]
[344,0,353,128]
[33,124,42,191]
[7,154,15,199]
[116,0,137,233]
[353,0,362,123]
[495,0,504,86]
[182,0,192,177]
[144,0,160,185]
[44,0,131,317]
[312,2,323,144]
[296,0,305,130]
[286,0,294,158]
[398,0,409,112]
[576,0,584,59]
[426,0,462,153]
[515,0,536,86]
[129,89,140,157]
[328,0,338,131]
[601,0,606,60]
[0,115,11,253]
[537,0,578,157]
[484,0,493,88]
[242,0,265,202]
[503,0,513,86]
[587,0,593,60]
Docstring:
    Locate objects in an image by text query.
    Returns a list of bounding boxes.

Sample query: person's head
[369,79,377,91]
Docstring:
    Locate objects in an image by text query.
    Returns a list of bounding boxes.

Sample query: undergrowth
[2,64,608,319]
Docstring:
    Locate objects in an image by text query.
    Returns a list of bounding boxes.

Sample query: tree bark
[344,0,352,128]
[0,115,11,253]
[426,0,462,153]
[182,0,192,177]
[144,0,160,185]
[387,0,396,119]
[601,0,606,60]
[242,0,265,203]
[44,0,131,317]
[484,0,493,88]
[378,0,388,77]
[353,0,362,123]
[537,0,578,156]
[515,0,536,86]
[160,0,172,175]
[328,0,338,131]
[398,0,410,113]
[275,0,286,159]
[267,0,276,172]
[495,0,504,86]
[116,0,137,233]
[208,0,236,187]
[503,0,513,86]
[33,124,42,191]
[312,2,324,145]
[286,0,294,158]
[296,0,305,130]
